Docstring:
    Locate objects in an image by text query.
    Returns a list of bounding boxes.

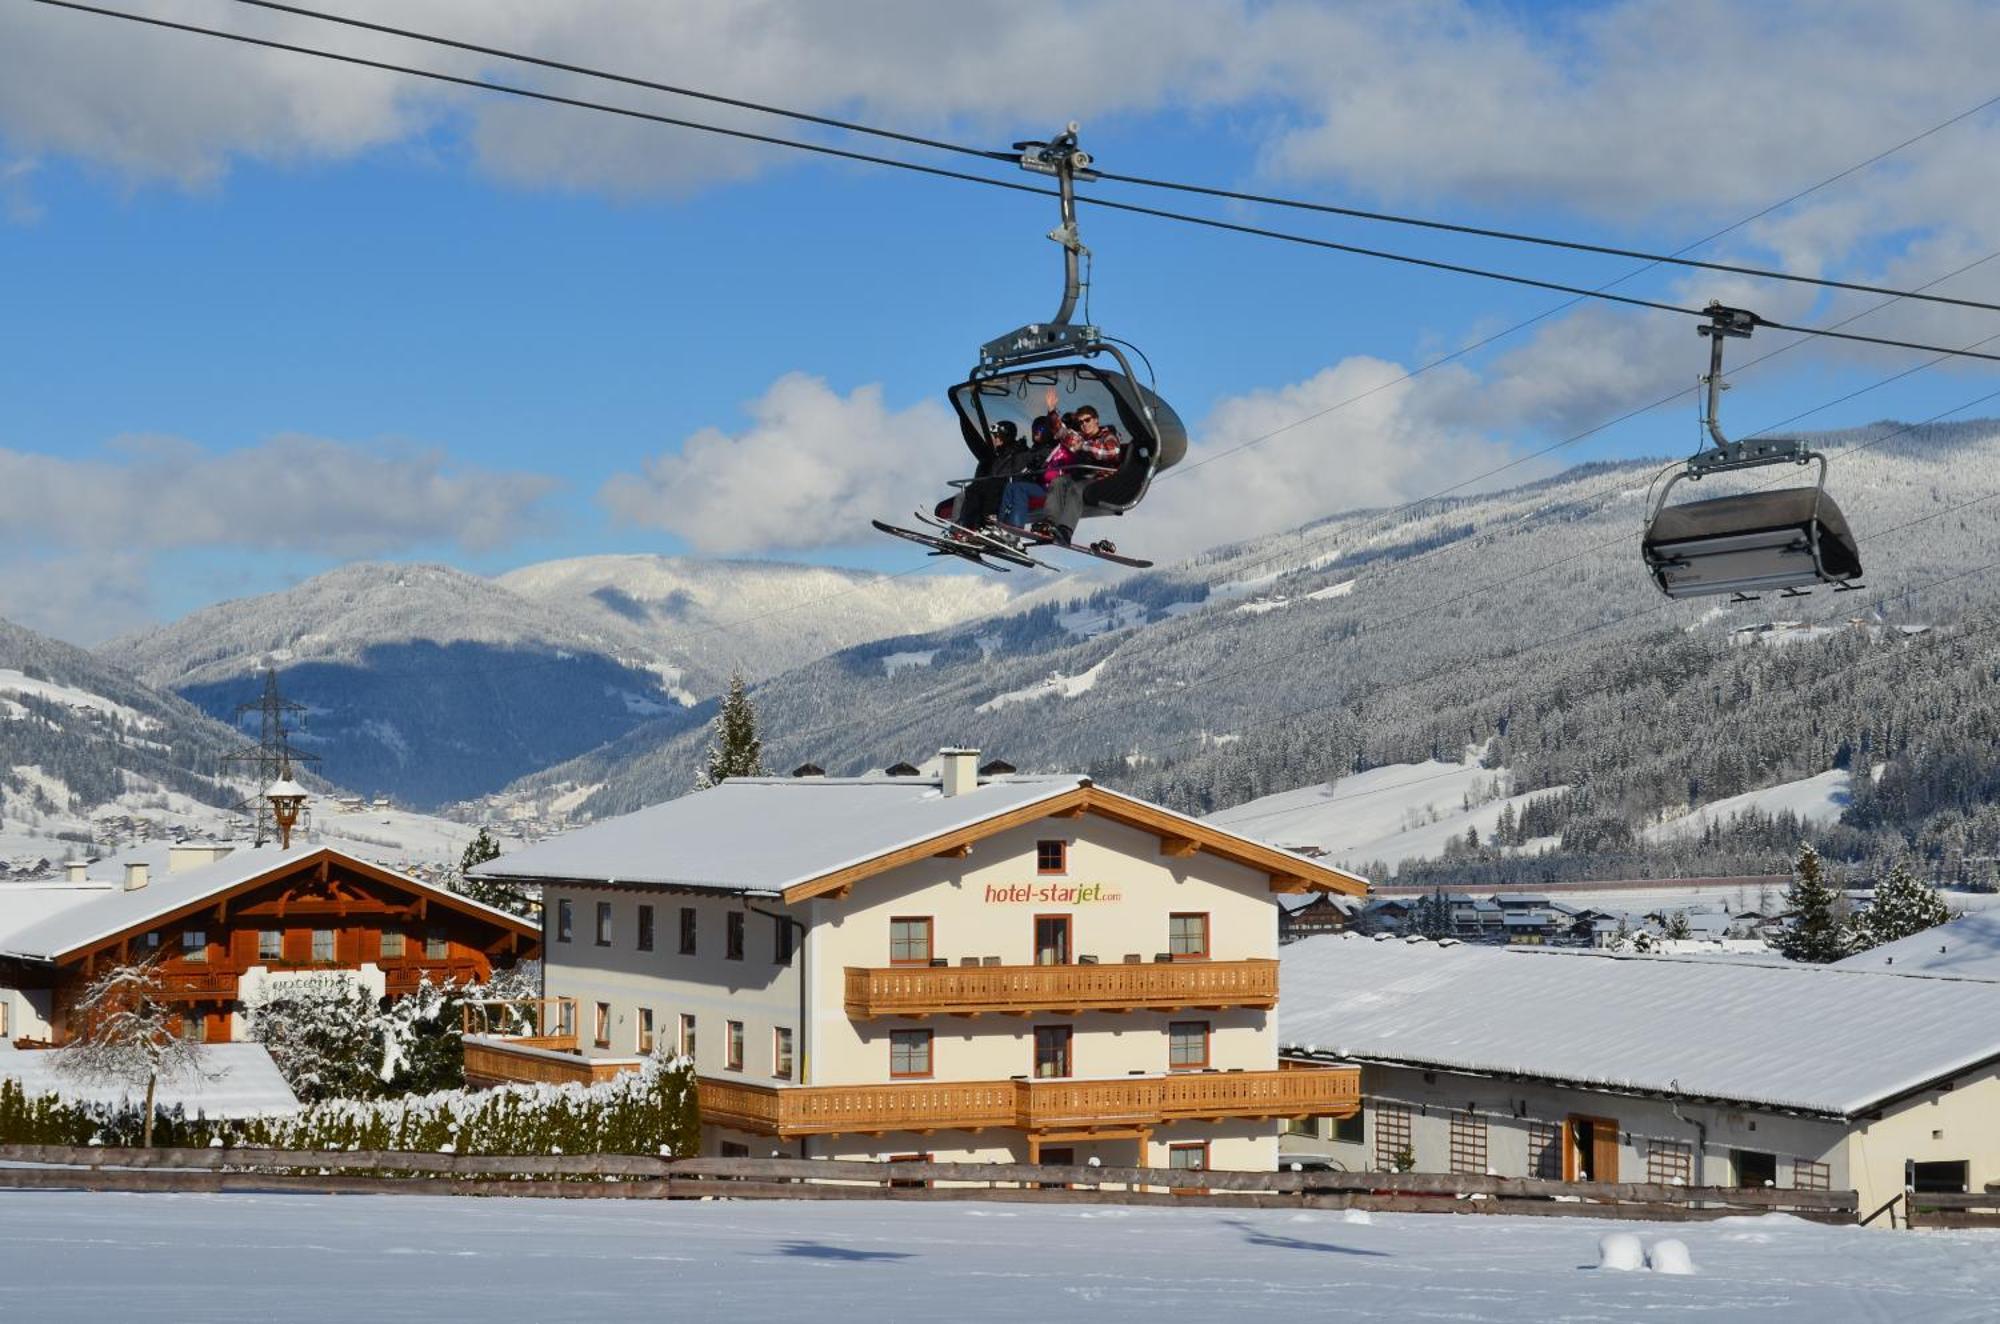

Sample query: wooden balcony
[843,958,1279,1019]
[700,1066,1359,1139]
[386,961,487,996]
[157,970,240,1001]
[461,1035,642,1089]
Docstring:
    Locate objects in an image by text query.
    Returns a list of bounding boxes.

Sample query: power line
[217,0,2000,319]
[30,0,2000,367]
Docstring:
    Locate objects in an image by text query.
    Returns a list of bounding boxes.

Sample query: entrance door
[1565,1114,1620,1183]
[1035,1146,1074,1191]
[1034,915,1072,965]
[1733,1149,1777,1188]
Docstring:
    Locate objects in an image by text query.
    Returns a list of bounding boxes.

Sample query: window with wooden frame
[1033,914,1071,966]
[773,1027,794,1080]
[889,917,933,965]
[1033,1025,1073,1078]
[595,901,613,947]
[1449,1112,1488,1176]
[380,929,405,959]
[593,1002,611,1049]
[1168,912,1210,960]
[726,1020,745,1070]
[1528,1120,1562,1179]
[1167,1020,1210,1070]
[890,1029,932,1078]
[636,1008,654,1055]
[424,931,448,959]
[181,930,208,963]
[1036,839,1067,874]
[180,1011,205,1042]
[1167,1141,1210,1195]
[1333,1112,1365,1145]
[311,929,335,963]
[556,899,573,943]
[678,906,697,956]
[773,914,795,964]
[1648,1139,1693,1186]
[679,1013,697,1060]
[257,930,283,961]
[1374,1102,1414,1170]
[637,904,655,952]
[1792,1157,1831,1191]
[726,911,746,961]
[885,1152,933,1190]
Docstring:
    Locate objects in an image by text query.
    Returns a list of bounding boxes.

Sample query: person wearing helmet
[941,417,1028,533]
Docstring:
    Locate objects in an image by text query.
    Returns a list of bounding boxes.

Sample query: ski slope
[1643,770,1854,843]
[2,1193,1994,1322]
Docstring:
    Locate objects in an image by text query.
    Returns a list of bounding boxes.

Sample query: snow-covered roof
[0,844,533,962]
[1280,934,2000,1116]
[0,880,116,947]
[0,1042,299,1118]
[1833,912,2000,980]
[475,774,1361,898]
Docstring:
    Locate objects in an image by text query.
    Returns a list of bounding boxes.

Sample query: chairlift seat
[1643,486,1862,599]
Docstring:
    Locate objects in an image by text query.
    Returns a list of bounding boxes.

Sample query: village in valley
[8,2,2000,1320]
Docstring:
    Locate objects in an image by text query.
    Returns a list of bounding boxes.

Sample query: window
[726,911,745,961]
[142,932,159,951]
[890,1029,932,1078]
[1033,915,1071,966]
[637,1008,654,1055]
[885,1152,932,1190]
[557,899,573,943]
[181,930,207,963]
[637,904,655,952]
[679,906,697,956]
[773,914,795,963]
[1333,1112,1365,1145]
[679,1013,697,1060]
[720,1141,750,1159]
[773,1027,794,1080]
[380,929,405,959]
[311,929,335,962]
[1168,1020,1210,1070]
[1911,1160,1968,1194]
[1036,840,1067,874]
[257,930,282,961]
[593,1002,611,1049]
[1733,1148,1777,1189]
[180,1012,205,1043]
[596,901,613,947]
[1648,1139,1693,1186]
[425,931,448,960]
[889,917,933,966]
[1449,1113,1488,1176]
[1283,1116,1321,1138]
[1168,913,1210,960]
[726,1020,745,1070]
[1374,1103,1414,1170]
[1033,1025,1073,1079]
[1792,1157,1831,1192]
[1528,1120,1562,1179]
[1168,1142,1209,1171]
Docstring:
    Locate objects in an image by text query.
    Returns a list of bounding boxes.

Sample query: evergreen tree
[1776,842,1855,963]
[1857,860,1953,950]
[460,827,501,875]
[1663,909,1693,941]
[696,672,765,789]
[450,827,534,919]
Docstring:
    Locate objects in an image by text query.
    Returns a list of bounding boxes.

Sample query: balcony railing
[157,970,240,1001]
[843,959,1279,1019]
[386,961,487,996]
[699,1066,1359,1139]
[461,1036,640,1089]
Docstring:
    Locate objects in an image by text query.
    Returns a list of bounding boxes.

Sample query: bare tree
[55,961,207,1147]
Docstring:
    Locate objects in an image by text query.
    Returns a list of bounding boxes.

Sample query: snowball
[1649,1239,1696,1276]
[1343,1209,1373,1226]
[1086,1156,1102,1168]
[208,1137,224,1149]
[1597,1232,1645,1272]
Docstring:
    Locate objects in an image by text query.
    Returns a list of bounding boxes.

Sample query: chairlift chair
[1640,303,1864,600]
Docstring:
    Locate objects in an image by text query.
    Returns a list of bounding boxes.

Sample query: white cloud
[0,551,155,645]
[601,373,959,553]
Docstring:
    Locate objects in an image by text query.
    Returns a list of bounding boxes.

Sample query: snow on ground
[0,669,156,730]
[975,659,1109,713]
[0,1043,298,1118]
[1057,598,1149,638]
[312,803,478,869]
[881,649,939,677]
[1643,770,1853,844]
[1208,758,1561,875]
[1,1193,1994,1322]
[1305,579,1356,600]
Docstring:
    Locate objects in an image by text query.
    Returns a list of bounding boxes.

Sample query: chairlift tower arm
[980,123,1102,368]
[1688,301,1809,475]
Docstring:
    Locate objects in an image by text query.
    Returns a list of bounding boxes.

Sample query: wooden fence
[0,1145,1858,1221]
[1902,1191,2000,1229]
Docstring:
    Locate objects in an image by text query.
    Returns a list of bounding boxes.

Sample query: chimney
[169,843,235,874]
[940,747,980,798]
[790,762,826,779]
[123,862,150,892]
[64,860,89,884]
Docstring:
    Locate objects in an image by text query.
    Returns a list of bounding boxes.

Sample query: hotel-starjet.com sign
[983,882,1123,905]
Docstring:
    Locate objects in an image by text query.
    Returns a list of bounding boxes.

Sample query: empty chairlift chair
[1640,304,1864,600]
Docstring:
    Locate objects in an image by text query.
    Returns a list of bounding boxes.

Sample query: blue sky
[4,0,1999,642]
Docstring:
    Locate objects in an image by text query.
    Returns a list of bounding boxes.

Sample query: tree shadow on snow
[773,1241,916,1263]
[1225,1220,1391,1258]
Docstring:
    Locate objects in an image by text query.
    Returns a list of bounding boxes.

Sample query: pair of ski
[872,511,1152,570]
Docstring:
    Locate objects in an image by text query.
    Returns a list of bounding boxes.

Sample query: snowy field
[2,1192,1997,1322]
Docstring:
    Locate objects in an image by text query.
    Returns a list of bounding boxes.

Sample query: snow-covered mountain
[494,554,1013,688]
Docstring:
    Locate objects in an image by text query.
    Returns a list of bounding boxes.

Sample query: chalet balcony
[699,1065,1359,1139]
[156,970,240,1001]
[386,960,487,996]
[843,958,1279,1020]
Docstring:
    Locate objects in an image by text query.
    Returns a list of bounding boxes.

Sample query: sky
[4,0,2000,645]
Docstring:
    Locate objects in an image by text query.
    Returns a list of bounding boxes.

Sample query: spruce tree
[696,672,765,789]
[450,827,534,918]
[1858,861,1952,949]
[1776,842,1854,963]
[1664,909,1693,941]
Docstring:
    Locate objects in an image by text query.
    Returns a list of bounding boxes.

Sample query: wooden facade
[843,958,1279,1019]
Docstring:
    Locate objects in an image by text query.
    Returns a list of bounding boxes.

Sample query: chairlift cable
[32,0,2000,366]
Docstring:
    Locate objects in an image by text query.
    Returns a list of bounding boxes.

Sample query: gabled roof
[1281,934,2000,1117]
[1833,912,2000,980]
[474,775,1367,903]
[0,845,537,963]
